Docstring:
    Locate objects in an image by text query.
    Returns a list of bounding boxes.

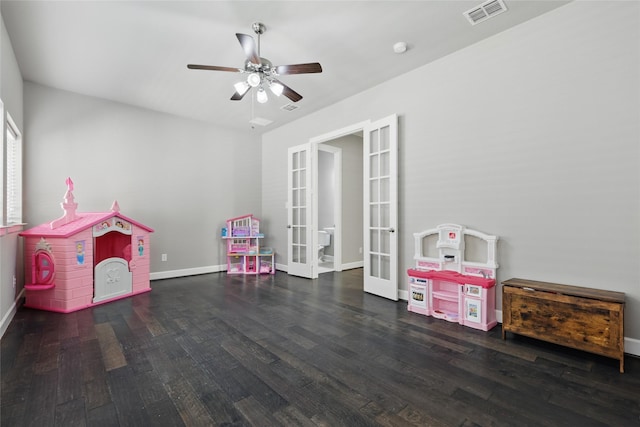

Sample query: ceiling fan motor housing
[252,22,266,35]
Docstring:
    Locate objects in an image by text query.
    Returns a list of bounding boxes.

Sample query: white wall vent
[281,103,299,112]
[464,0,508,26]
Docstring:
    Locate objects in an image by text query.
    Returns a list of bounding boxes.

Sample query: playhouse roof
[20,178,153,238]
[20,211,154,238]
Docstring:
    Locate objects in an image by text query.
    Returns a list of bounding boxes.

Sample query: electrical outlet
[161,254,167,262]
[359,247,363,254]
[12,275,16,290]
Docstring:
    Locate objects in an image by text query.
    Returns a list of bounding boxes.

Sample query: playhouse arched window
[34,250,55,285]
[24,238,57,291]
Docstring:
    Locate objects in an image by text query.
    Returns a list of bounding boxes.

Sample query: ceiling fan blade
[274,79,303,102]
[236,33,261,65]
[231,89,250,101]
[275,63,323,75]
[187,64,242,72]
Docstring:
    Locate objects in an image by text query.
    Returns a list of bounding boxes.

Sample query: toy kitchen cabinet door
[93,257,133,303]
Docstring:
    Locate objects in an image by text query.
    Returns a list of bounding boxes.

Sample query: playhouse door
[93,258,132,303]
[363,114,398,300]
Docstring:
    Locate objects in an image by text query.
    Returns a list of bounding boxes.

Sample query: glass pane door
[363,115,398,300]
[287,144,313,278]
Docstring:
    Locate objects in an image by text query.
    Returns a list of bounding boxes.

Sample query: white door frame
[310,121,369,277]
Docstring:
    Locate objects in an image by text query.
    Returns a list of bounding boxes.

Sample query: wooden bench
[502,278,625,373]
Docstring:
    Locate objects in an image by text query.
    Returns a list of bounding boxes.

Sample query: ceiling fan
[187,22,322,103]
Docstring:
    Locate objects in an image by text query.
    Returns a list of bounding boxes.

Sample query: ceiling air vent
[464,0,508,26]
[281,103,299,112]
[249,117,272,127]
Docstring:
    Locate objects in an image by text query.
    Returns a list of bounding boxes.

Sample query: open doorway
[314,129,364,275]
[317,145,340,274]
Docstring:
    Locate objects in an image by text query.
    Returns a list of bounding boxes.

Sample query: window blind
[6,115,22,225]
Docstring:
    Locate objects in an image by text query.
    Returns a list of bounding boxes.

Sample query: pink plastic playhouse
[19,178,154,313]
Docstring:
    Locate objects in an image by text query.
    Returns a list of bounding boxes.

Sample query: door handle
[387,227,395,233]
[287,225,292,229]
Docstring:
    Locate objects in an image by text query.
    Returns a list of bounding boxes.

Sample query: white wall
[24,82,262,277]
[261,2,640,340]
[1,11,24,336]
[1,13,22,128]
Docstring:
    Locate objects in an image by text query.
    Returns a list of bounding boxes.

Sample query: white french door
[287,143,314,278]
[363,114,398,300]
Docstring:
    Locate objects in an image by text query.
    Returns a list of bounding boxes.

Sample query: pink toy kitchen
[407,223,499,331]
[19,178,154,313]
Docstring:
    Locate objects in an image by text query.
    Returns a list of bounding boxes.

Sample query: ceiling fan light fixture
[247,72,261,87]
[270,81,284,97]
[234,81,250,95]
[256,87,268,103]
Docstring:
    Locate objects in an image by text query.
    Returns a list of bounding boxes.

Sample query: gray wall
[23,82,262,275]
[1,11,24,336]
[261,2,640,339]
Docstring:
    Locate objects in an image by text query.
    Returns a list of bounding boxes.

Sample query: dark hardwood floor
[2,269,639,426]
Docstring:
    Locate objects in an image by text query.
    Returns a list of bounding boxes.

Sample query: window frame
[1,99,24,234]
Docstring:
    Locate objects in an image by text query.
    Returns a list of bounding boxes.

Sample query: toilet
[318,230,331,262]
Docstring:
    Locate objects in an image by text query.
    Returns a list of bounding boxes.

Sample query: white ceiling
[2,1,570,133]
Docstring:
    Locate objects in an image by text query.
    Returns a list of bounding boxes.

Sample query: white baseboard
[150,264,226,281]
[272,262,362,274]
[341,261,364,270]
[1,288,25,338]
[624,337,640,357]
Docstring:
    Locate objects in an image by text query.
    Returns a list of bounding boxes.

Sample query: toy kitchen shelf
[223,214,275,275]
[407,223,499,331]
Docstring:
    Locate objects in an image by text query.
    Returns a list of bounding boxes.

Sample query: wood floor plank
[1,338,39,408]
[34,341,60,374]
[106,366,153,426]
[144,398,187,426]
[75,308,98,342]
[272,404,317,427]
[86,402,120,427]
[133,303,168,337]
[24,370,58,427]
[234,395,285,426]
[399,405,450,427]
[56,337,84,404]
[80,339,112,410]
[163,376,214,425]
[16,330,42,357]
[54,398,87,427]
[95,322,127,371]
[83,378,112,411]
[134,369,173,407]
